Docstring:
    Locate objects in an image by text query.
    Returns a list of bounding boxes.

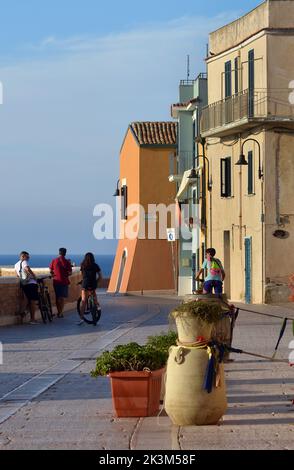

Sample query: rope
[176,340,225,393]
[228,346,289,364]
[239,307,294,320]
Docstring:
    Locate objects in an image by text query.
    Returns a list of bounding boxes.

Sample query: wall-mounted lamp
[188,154,212,191]
[113,179,120,197]
[236,138,263,179]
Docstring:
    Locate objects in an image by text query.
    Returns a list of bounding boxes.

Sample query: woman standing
[78,252,102,325]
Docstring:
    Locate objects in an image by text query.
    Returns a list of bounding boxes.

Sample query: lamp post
[188,154,212,192]
[113,179,120,197]
[235,138,263,179]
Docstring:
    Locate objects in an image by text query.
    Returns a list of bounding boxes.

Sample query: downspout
[201,140,208,249]
[239,135,243,251]
[261,176,265,303]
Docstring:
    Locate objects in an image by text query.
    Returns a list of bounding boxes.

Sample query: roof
[130,122,177,146]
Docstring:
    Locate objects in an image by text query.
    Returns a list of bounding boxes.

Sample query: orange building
[108,122,178,294]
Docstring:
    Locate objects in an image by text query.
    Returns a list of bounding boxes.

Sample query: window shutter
[248,151,253,194]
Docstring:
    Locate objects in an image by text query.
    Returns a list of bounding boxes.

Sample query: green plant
[91,342,167,377]
[170,301,224,324]
[147,330,177,352]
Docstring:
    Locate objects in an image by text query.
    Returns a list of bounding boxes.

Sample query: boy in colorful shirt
[196,248,225,295]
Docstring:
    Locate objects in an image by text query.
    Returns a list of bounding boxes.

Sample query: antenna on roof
[187,55,190,81]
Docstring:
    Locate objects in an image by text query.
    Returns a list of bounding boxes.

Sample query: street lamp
[113,179,120,197]
[236,138,263,179]
[188,154,212,191]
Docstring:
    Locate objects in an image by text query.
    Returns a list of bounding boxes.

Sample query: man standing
[50,248,72,318]
[15,251,38,324]
[196,248,225,295]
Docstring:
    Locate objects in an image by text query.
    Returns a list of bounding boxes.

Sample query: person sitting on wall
[195,248,225,296]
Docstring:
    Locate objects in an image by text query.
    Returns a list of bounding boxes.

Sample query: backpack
[209,258,222,277]
[19,261,31,285]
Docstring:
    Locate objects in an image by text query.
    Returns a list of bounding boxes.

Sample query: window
[225,61,232,98]
[248,49,255,117]
[121,185,128,220]
[234,57,239,94]
[248,151,254,195]
[220,157,232,198]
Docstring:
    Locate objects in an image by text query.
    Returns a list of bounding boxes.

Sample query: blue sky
[0,0,261,254]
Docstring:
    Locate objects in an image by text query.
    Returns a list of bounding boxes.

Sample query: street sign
[167,228,176,242]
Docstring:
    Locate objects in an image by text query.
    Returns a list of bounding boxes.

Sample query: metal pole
[171,241,177,294]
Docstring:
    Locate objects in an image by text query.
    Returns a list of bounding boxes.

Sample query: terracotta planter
[109,368,165,417]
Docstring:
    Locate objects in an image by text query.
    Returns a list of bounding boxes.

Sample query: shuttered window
[234,57,239,94]
[121,185,128,220]
[248,151,254,195]
[220,157,232,198]
[225,61,232,98]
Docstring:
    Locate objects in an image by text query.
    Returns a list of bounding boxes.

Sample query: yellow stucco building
[201,0,294,303]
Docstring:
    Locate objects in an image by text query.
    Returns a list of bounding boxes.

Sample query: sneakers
[76,319,84,325]
[29,321,38,325]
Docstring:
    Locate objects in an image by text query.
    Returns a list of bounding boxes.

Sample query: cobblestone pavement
[0,295,293,450]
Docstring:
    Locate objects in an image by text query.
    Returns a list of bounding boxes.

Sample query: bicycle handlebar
[37,276,51,283]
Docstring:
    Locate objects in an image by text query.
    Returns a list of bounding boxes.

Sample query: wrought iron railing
[201,88,294,134]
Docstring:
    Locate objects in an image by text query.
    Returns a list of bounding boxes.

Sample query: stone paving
[0,294,293,450]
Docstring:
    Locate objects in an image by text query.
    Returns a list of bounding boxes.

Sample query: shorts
[53,283,69,299]
[82,282,97,291]
[21,283,39,302]
[203,280,223,295]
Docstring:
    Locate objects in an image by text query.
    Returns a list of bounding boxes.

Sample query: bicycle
[77,281,101,325]
[37,277,53,324]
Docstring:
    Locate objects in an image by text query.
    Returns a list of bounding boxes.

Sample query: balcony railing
[201,88,294,135]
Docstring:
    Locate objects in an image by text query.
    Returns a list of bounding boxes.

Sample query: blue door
[245,237,252,304]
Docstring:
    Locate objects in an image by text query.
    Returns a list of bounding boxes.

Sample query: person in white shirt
[15,251,38,324]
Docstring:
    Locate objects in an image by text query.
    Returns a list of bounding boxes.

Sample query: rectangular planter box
[109,368,164,417]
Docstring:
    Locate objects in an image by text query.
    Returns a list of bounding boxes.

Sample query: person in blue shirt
[195,248,225,295]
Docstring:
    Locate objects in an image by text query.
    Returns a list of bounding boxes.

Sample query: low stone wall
[0,270,82,326]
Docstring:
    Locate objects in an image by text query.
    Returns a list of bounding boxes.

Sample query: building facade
[108,122,178,294]
[201,0,294,303]
[170,74,208,296]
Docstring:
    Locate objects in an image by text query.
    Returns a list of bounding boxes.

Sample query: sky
[0,0,261,254]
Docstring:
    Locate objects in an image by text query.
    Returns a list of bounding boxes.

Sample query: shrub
[147,330,177,352]
[170,300,224,324]
[91,342,167,377]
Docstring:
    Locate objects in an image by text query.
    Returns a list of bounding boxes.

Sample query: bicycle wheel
[77,297,91,318]
[45,291,53,322]
[92,304,101,325]
[38,296,47,324]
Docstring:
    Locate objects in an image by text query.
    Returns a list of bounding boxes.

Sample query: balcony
[201,88,294,137]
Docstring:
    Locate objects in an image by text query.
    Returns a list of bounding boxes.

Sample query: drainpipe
[261,176,265,303]
[239,136,243,251]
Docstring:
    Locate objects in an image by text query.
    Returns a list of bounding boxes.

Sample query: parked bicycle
[37,277,53,324]
[77,281,101,325]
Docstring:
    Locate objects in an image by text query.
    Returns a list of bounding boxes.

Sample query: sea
[0,254,115,277]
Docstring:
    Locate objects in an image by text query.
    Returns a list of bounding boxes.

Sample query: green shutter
[248,151,253,194]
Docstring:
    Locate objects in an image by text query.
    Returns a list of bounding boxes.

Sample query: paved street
[0,294,293,450]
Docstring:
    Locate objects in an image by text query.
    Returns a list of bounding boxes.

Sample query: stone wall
[0,270,82,326]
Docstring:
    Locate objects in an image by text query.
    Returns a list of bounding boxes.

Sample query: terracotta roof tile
[130,122,177,146]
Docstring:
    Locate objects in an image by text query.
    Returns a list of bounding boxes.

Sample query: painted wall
[206,134,264,303]
[108,128,176,293]
[264,131,294,285]
[204,0,294,303]
[209,1,268,57]
[207,34,267,104]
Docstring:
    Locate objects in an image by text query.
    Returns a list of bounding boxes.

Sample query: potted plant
[146,331,178,403]
[91,340,170,417]
[170,300,225,343]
